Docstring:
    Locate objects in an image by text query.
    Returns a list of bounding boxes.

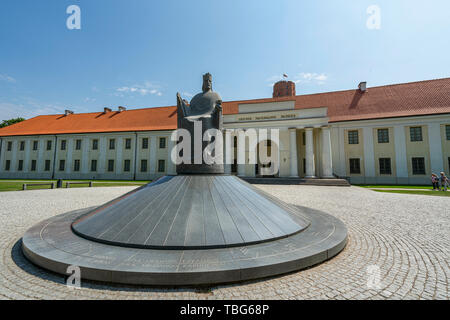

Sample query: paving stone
[0,185,448,299]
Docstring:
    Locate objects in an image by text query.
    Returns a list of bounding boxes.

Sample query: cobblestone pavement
[0,185,448,300]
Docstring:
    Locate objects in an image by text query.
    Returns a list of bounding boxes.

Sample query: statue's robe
[176,90,223,174]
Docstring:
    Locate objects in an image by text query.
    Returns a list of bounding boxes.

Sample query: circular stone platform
[22,176,347,286]
[71,175,310,249]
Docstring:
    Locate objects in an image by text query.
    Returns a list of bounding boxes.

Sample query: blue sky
[1,0,449,119]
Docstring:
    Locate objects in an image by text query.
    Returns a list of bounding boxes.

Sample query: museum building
[0,78,449,184]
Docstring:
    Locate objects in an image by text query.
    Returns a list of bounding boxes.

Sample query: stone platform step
[242,177,351,186]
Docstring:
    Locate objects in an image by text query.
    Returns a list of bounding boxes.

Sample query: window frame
[411,157,426,175]
[410,127,423,142]
[109,139,115,150]
[18,160,23,171]
[75,139,82,150]
[378,158,392,175]
[74,159,81,172]
[44,160,51,171]
[91,159,97,172]
[446,125,450,141]
[140,159,148,172]
[92,139,98,150]
[60,140,67,151]
[349,158,361,174]
[19,141,25,151]
[59,159,65,171]
[7,141,12,151]
[31,159,37,171]
[125,138,131,150]
[142,138,148,149]
[107,159,115,172]
[123,159,131,172]
[5,160,10,171]
[348,130,359,145]
[46,140,52,151]
[377,129,389,143]
[33,140,39,151]
[159,137,166,149]
[158,159,165,172]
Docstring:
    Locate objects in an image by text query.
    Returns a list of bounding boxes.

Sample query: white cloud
[295,72,328,84]
[115,82,162,97]
[0,74,16,83]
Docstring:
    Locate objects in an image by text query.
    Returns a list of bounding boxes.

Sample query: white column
[289,128,299,177]
[167,135,176,175]
[82,137,89,174]
[321,126,334,178]
[149,136,157,174]
[363,127,375,178]
[394,125,408,178]
[428,123,444,174]
[305,128,316,178]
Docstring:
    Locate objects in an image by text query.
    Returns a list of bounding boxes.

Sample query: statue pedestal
[22,174,347,285]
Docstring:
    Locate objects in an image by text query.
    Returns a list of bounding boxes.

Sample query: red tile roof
[1,78,449,137]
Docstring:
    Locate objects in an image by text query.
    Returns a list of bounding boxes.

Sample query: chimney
[118,106,126,112]
[358,82,367,92]
[64,110,74,116]
[104,107,112,113]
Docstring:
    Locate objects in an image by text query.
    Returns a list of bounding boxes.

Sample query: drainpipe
[51,135,57,179]
[133,132,138,181]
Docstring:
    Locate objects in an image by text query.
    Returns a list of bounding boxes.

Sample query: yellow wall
[405,125,431,176]
[373,127,396,177]
[344,129,365,176]
[441,124,450,174]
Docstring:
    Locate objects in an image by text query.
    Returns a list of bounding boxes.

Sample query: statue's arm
[215,99,223,111]
[176,92,188,117]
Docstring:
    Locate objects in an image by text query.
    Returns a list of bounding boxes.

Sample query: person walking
[439,172,448,192]
[431,173,439,191]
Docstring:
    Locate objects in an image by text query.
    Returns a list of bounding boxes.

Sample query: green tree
[0,117,25,128]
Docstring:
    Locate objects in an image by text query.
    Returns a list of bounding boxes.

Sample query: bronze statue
[176,73,222,122]
[176,73,224,174]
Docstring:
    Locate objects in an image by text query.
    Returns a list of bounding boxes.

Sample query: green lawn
[372,189,450,197]
[0,179,150,192]
[357,185,433,189]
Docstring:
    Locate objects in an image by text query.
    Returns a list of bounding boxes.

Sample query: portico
[223,101,334,179]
